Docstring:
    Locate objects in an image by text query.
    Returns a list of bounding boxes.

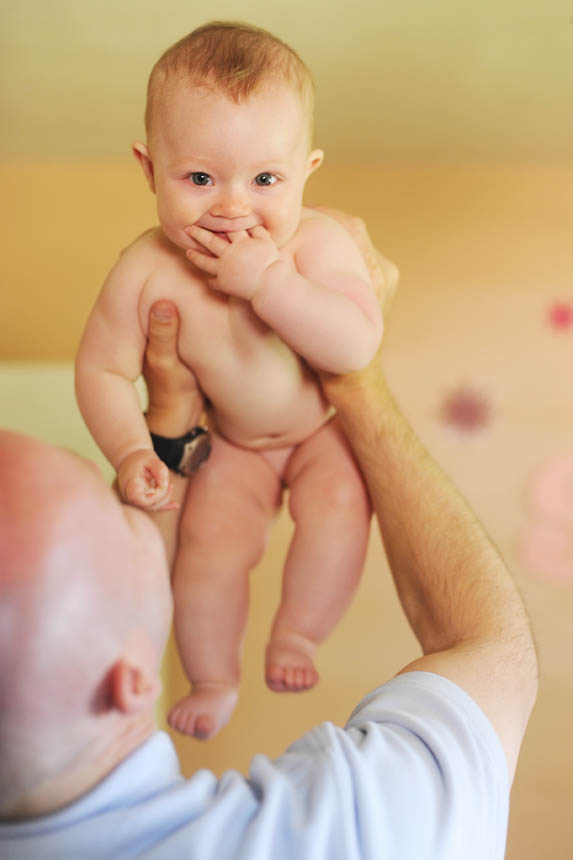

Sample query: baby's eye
[254,173,277,187]
[189,172,213,186]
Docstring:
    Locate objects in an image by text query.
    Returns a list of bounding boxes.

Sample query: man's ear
[110,659,162,714]
[306,149,324,179]
[132,142,156,193]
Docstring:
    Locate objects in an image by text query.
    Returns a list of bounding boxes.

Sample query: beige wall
[2,162,573,859]
[2,1,571,162]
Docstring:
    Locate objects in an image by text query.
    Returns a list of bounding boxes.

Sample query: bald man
[0,218,537,859]
[0,432,172,822]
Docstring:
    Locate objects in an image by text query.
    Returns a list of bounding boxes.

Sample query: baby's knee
[178,505,269,570]
[291,469,371,523]
[327,473,371,519]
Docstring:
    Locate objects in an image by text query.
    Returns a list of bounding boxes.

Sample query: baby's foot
[167,682,238,740]
[265,632,319,693]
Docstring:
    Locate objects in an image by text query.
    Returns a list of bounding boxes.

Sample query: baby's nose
[210,187,251,219]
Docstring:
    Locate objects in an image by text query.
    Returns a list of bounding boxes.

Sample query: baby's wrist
[116,446,154,473]
[250,258,290,305]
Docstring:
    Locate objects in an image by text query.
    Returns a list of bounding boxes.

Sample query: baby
[75,22,382,740]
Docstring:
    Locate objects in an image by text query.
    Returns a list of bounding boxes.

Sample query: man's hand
[185,225,280,300]
[117,448,175,511]
[143,301,204,438]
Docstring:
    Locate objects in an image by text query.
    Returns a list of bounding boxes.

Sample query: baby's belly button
[245,431,294,449]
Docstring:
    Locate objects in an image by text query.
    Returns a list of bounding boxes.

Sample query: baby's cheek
[157,212,188,251]
[267,207,300,248]
[155,194,196,249]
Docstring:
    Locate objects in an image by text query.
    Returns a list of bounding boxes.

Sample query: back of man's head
[0,431,171,818]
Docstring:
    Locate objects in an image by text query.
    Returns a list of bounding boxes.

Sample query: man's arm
[316,212,537,782]
[322,362,537,783]
[144,214,537,783]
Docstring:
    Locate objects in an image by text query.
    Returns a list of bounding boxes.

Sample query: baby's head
[145,21,316,149]
[134,22,324,249]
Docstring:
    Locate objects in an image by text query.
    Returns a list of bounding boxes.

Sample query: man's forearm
[325,366,534,660]
[327,364,538,780]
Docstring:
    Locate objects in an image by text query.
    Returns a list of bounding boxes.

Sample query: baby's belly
[200,359,332,449]
[182,314,331,449]
[144,274,332,448]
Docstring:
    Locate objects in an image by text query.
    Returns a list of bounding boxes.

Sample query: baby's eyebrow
[249,158,292,173]
[166,150,295,174]
[168,158,211,171]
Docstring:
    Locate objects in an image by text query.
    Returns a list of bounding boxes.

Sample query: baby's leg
[266,418,372,692]
[169,434,282,739]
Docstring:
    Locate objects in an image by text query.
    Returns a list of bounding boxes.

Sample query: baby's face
[142,82,321,250]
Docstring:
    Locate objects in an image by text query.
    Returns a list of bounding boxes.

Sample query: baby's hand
[185,226,280,300]
[117,449,175,511]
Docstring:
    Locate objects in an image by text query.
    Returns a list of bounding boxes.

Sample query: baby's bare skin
[136,222,333,449]
[76,80,382,739]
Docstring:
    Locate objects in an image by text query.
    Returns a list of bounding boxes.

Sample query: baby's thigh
[178,433,283,556]
[285,418,371,516]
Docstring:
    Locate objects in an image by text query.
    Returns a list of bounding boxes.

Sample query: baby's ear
[306,149,324,178]
[132,142,156,193]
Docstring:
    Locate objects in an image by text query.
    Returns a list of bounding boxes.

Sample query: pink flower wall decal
[548,302,573,331]
[521,523,573,581]
[520,456,573,581]
[439,386,492,434]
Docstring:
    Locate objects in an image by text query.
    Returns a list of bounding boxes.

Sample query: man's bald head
[0,431,172,817]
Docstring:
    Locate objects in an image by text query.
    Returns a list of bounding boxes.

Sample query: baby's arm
[187,216,382,373]
[75,248,174,510]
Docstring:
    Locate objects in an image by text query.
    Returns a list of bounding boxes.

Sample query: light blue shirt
[0,672,509,859]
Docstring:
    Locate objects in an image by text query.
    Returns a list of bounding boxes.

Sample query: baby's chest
[139,265,299,376]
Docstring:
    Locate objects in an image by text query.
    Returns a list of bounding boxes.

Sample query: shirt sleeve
[244,671,509,860]
[0,673,510,860]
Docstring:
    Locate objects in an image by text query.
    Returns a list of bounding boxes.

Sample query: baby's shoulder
[103,228,182,293]
[293,208,367,274]
[116,227,171,270]
[97,229,176,306]
[296,208,346,243]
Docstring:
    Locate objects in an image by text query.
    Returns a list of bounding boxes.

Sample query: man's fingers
[144,298,201,417]
[148,301,180,353]
[146,301,180,373]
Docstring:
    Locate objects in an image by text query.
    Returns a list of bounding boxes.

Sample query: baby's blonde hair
[145,21,315,139]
